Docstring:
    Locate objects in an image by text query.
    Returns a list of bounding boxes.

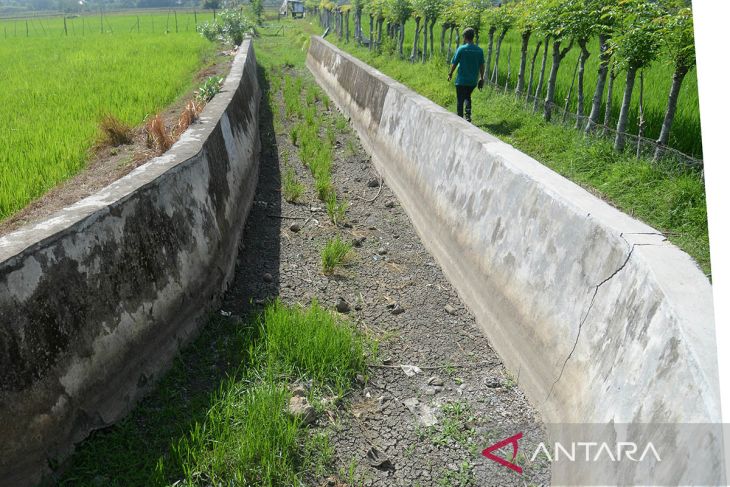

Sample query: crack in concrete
[543,234,635,404]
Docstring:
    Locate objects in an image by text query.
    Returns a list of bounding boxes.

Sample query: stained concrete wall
[307,37,720,425]
[0,40,260,486]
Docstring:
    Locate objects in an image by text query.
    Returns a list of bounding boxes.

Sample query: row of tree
[313,0,696,158]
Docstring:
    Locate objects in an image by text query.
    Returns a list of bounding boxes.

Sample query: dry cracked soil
[217,64,551,487]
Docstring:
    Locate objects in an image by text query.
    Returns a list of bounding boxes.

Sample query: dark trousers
[456,84,476,121]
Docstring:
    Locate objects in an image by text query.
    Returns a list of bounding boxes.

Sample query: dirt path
[219,63,550,486]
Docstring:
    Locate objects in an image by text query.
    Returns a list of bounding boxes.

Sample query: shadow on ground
[482,118,522,136]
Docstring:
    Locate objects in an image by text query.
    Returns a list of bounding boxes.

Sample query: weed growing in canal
[321,236,352,274]
[326,193,348,226]
[335,117,348,132]
[261,299,367,393]
[282,166,305,203]
[154,300,371,485]
[283,75,303,118]
[170,381,300,485]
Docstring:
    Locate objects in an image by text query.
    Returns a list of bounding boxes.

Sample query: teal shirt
[451,43,485,87]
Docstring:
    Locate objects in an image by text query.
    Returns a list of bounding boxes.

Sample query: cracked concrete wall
[307,37,720,426]
[0,41,260,486]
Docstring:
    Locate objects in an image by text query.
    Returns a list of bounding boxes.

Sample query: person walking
[447,27,485,123]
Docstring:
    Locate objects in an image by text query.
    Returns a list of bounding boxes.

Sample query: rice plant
[0,17,215,220]
[326,193,348,226]
[282,166,305,203]
[321,236,353,274]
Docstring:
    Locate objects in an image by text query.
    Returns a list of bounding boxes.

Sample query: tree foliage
[609,0,664,71]
[197,8,253,45]
[658,3,695,71]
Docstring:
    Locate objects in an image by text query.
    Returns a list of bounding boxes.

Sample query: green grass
[326,193,349,226]
[261,299,368,394]
[169,381,301,486]
[62,299,371,486]
[282,166,305,202]
[0,11,216,220]
[328,27,710,274]
[321,236,353,274]
[282,70,340,202]
[163,300,370,485]
[341,14,702,157]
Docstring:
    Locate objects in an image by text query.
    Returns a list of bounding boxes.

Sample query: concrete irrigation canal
[0,37,722,486]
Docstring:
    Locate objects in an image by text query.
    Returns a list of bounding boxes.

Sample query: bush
[196,75,224,102]
[197,9,253,46]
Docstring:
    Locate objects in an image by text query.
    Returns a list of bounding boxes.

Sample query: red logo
[482,432,523,474]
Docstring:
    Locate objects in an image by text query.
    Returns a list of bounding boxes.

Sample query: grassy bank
[328,31,710,274]
[339,15,701,158]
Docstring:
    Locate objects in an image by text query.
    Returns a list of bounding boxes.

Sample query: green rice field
[0,11,216,220]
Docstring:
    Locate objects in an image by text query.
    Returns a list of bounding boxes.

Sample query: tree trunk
[515,29,531,94]
[354,10,360,44]
[563,57,579,123]
[440,23,448,54]
[544,40,572,122]
[615,65,638,151]
[377,17,383,48]
[429,18,436,59]
[485,26,497,78]
[491,28,507,83]
[369,15,374,50]
[504,46,512,91]
[532,37,549,113]
[602,65,616,136]
[411,18,421,60]
[452,25,459,57]
[399,21,406,57]
[637,70,645,158]
[422,16,429,62]
[526,39,542,100]
[447,26,454,60]
[345,11,350,42]
[586,34,610,133]
[654,65,688,159]
[575,39,590,128]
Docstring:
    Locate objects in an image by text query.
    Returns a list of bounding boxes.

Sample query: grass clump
[174,99,203,136]
[145,114,175,154]
[321,236,353,274]
[261,300,367,393]
[326,193,348,226]
[335,117,348,132]
[282,166,305,203]
[283,75,303,118]
[98,114,135,147]
[170,382,300,486]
